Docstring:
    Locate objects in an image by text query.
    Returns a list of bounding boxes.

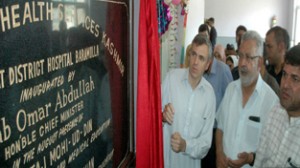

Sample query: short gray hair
[192,34,213,60]
[241,30,263,57]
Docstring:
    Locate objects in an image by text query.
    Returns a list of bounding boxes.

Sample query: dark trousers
[201,128,217,168]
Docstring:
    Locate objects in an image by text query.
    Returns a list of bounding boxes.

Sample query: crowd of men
[161,21,300,168]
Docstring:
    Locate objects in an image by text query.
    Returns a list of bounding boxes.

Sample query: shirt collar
[206,58,217,75]
[236,73,263,96]
[182,68,204,90]
[290,117,300,126]
[182,68,189,81]
[255,74,264,96]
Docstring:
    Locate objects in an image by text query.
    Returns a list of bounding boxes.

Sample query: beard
[280,90,300,112]
[239,66,258,87]
[280,99,300,112]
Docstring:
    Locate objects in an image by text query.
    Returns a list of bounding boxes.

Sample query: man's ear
[278,41,286,53]
[205,58,213,71]
[257,57,263,71]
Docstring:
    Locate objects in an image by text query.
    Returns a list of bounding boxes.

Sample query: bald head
[214,44,225,62]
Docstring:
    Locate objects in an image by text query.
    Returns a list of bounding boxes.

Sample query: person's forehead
[191,44,209,54]
[237,30,245,35]
[214,51,221,56]
[266,32,275,40]
[192,43,208,49]
[227,60,233,64]
[214,46,223,52]
[240,39,256,51]
[199,31,209,36]
[284,64,300,75]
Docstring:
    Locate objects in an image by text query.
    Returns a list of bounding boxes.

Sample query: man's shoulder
[263,72,280,95]
[216,59,231,71]
[267,103,287,123]
[211,26,217,33]
[272,103,285,112]
[168,68,186,76]
[201,77,214,89]
[164,69,187,84]
[266,64,275,73]
[222,80,239,97]
[260,77,279,99]
[198,77,215,96]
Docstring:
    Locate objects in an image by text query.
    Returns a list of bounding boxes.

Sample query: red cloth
[136,0,164,167]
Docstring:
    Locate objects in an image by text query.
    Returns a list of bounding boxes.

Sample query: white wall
[205,0,291,38]
[185,0,205,49]
[161,0,205,81]
[292,0,300,45]
[161,0,297,80]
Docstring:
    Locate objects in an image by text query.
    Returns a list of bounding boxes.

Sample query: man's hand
[216,129,228,168]
[216,151,228,168]
[162,103,175,125]
[171,132,186,153]
[228,152,252,168]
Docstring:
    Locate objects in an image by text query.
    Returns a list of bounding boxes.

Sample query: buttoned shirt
[204,58,233,110]
[162,69,216,168]
[254,103,300,168]
[216,74,279,168]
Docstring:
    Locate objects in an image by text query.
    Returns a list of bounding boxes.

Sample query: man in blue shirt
[204,57,233,110]
[202,51,233,168]
[198,25,233,168]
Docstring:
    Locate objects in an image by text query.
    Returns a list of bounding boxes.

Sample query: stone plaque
[0,0,131,167]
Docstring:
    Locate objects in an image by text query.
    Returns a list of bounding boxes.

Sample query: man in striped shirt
[253,44,300,167]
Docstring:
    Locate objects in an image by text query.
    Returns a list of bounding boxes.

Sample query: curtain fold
[136,0,164,167]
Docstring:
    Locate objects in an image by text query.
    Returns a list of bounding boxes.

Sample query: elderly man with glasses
[215,31,279,168]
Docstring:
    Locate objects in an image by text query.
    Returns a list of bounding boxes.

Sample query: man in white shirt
[215,31,279,168]
[162,34,216,168]
[252,44,300,167]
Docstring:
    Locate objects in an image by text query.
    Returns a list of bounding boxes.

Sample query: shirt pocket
[190,115,207,138]
[246,118,262,149]
[289,141,300,166]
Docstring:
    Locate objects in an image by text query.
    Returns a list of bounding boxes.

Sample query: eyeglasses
[238,53,260,62]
